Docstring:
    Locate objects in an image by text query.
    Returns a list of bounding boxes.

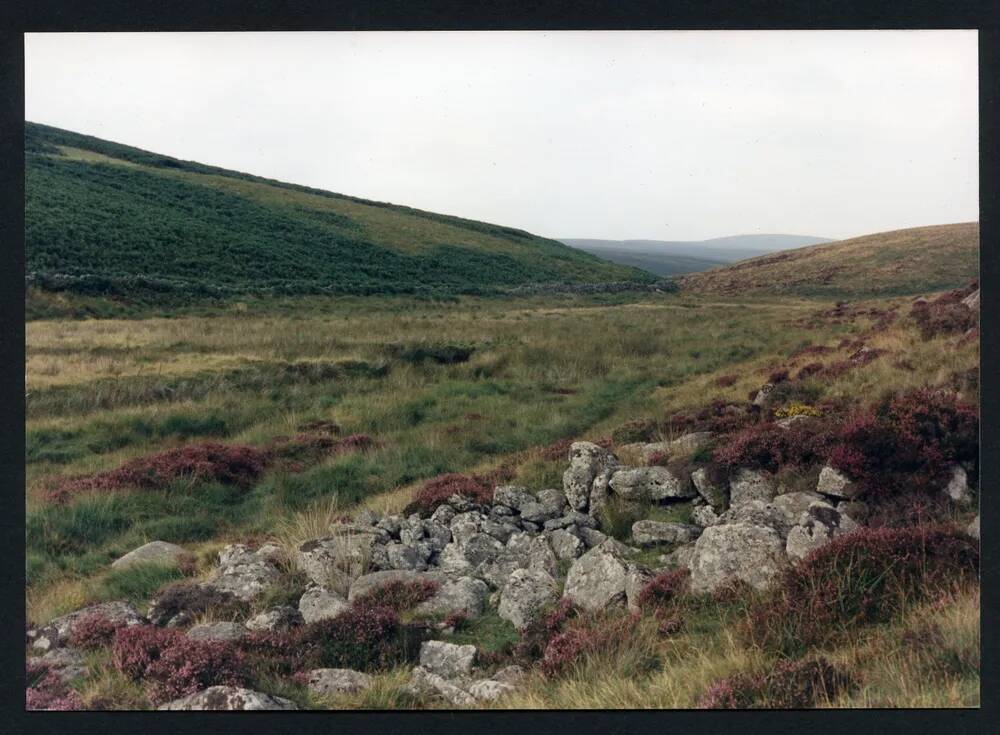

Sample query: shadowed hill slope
[25,123,649,298]
[676,223,979,298]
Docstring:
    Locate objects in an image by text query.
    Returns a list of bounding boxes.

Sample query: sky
[25,31,978,242]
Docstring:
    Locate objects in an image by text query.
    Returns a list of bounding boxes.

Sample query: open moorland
[24,125,980,712]
[26,283,980,710]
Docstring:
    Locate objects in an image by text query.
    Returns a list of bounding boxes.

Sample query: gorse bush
[744,525,979,656]
[697,657,856,709]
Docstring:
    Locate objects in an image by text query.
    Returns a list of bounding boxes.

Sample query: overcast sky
[25,31,977,241]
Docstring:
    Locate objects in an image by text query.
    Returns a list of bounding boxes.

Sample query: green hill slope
[25,123,649,298]
[677,223,979,298]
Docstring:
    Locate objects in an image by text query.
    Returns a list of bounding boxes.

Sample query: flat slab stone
[111,541,187,571]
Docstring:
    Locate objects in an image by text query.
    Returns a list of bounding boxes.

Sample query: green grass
[443,610,520,654]
[88,563,188,607]
[25,122,648,301]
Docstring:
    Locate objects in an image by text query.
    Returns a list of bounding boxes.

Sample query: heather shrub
[636,568,690,613]
[910,281,979,339]
[744,525,979,656]
[714,421,833,473]
[145,637,247,704]
[667,400,753,435]
[796,362,824,380]
[697,657,856,709]
[111,625,247,704]
[237,629,315,677]
[514,598,579,661]
[827,388,978,498]
[302,603,426,672]
[68,612,120,649]
[351,578,439,613]
[540,611,645,678]
[538,437,573,462]
[45,441,270,504]
[407,472,492,515]
[768,368,790,384]
[26,660,85,711]
[112,625,185,680]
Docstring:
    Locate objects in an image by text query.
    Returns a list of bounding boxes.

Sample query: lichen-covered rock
[492,664,526,685]
[689,523,789,594]
[383,542,430,571]
[631,519,701,546]
[430,504,457,526]
[786,502,859,561]
[505,531,559,577]
[943,465,973,505]
[245,605,303,632]
[467,679,516,702]
[543,511,597,531]
[547,528,585,560]
[498,567,560,630]
[461,533,506,567]
[481,519,515,544]
[37,647,88,683]
[186,621,247,642]
[962,289,980,310]
[691,504,720,528]
[450,512,485,548]
[660,543,696,570]
[563,441,619,513]
[493,485,535,512]
[306,668,373,697]
[668,432,714,455]
[968,515,980,540]
[420,640,477,679]
[437,543,475,577]
[771,491,828,530]
[415,576,489,618]
[562,539,630,611]
[610,466,694,501]
[295,532,374,592]
[691,468,726,510]
[578,526,608,548]
[716,500,792,537]
[624,565,655,612]
[111,540,187,571]
[752,383,775,406]
[816,465,860,499]
[729,469,776,507]
[158,686,298,710]
[406,666,475,707]
[28,601,145,652]
[298,586,349,623]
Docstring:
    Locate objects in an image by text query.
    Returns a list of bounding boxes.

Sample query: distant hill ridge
[25,122,648,298]
[676,222,979,298]
[560,234,833,276]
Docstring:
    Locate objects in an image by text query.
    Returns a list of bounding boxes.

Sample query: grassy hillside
[561,246,726,276]
[677,223,979,298]
[25,123,648,298]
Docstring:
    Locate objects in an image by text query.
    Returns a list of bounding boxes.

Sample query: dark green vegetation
[26,123,647,300]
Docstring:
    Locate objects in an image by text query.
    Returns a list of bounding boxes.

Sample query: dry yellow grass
[679,222,978,298]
